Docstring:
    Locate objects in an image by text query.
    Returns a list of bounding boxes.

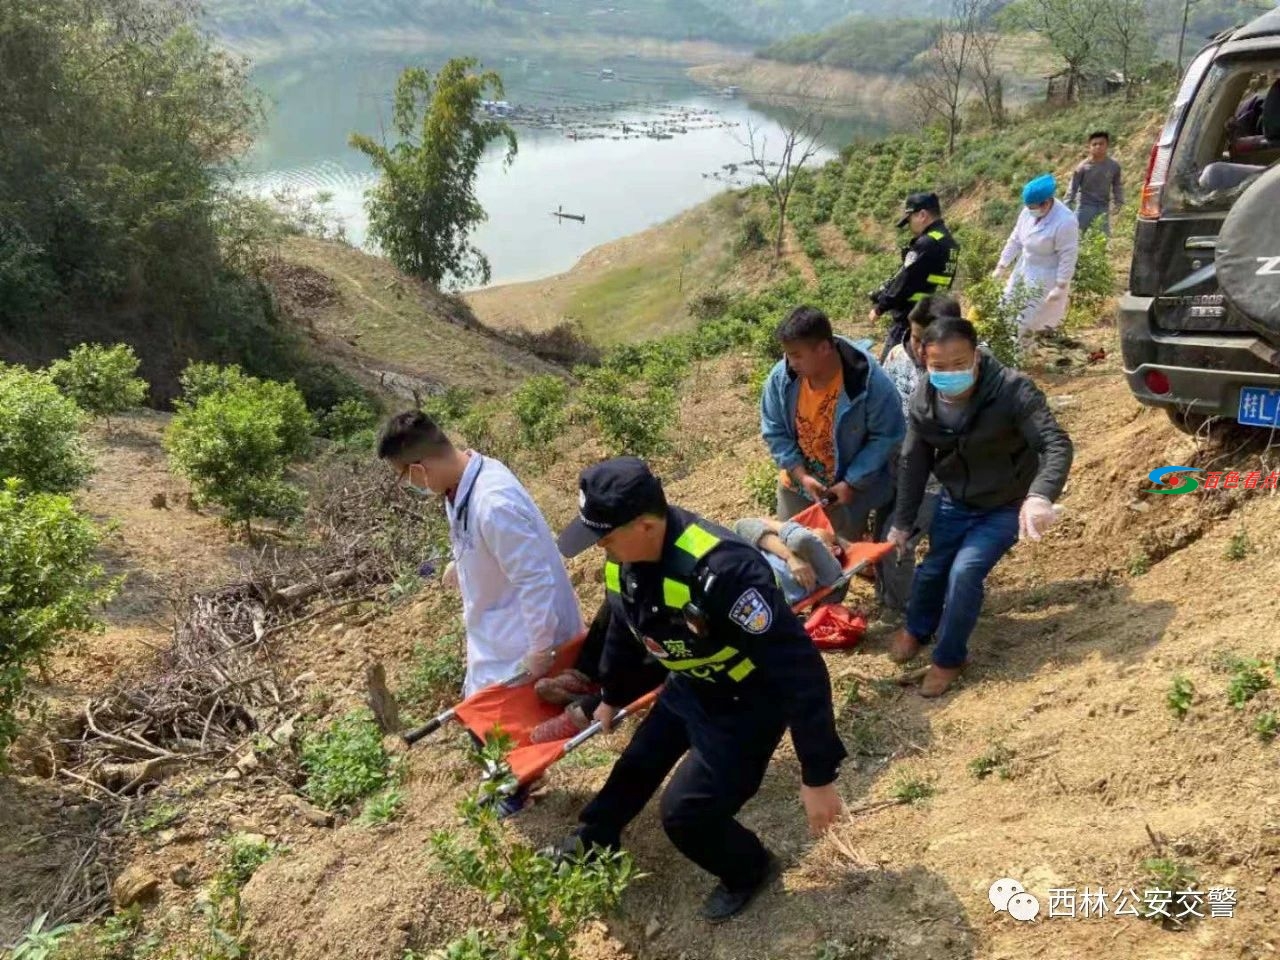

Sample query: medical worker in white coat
[376,411,583,698]
[993,173,1080,338]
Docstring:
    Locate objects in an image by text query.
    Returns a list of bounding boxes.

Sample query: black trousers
[576,684,787,891]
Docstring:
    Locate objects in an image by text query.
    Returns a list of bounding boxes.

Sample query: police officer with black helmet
[869,191,960,362]
[552,457,847,923]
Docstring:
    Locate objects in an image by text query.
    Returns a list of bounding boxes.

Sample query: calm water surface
[241,44,885,288]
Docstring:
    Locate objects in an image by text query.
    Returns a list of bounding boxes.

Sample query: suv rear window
[1165,58,1280,213]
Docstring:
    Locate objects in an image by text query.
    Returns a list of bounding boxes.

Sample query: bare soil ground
[464,195,744,347]
[7,158,1280,960]
[237,342,1280,960]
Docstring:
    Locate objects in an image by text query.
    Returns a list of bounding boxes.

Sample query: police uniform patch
[729,588,772,635]
[903,251,920,267]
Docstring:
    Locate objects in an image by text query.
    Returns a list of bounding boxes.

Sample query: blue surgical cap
[1022,174,1056,206]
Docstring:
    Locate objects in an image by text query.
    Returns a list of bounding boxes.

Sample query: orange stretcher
[401,503,894,791]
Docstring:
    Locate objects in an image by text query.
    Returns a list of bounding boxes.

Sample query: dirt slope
[237,328,1280,960]
[273,237,564,401]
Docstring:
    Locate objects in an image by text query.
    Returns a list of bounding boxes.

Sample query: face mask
[929,367,975,397]
[403,465,433,497]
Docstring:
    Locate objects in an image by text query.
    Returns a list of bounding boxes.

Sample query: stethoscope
[450,456,485,536]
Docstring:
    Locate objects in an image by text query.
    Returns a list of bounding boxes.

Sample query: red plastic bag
[804,604,867,650]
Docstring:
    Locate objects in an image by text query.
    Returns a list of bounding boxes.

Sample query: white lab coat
[997,199,1080,333]
[446,453,583,697]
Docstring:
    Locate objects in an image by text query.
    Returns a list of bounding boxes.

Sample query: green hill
[757,16,941,72]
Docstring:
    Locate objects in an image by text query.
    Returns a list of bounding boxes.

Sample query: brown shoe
[889,629,922,664]
[919,664,965,698]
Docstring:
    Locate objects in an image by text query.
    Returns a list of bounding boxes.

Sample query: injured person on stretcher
[530,515,851,743]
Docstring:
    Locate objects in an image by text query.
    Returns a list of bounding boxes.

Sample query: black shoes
[700,851,782,923]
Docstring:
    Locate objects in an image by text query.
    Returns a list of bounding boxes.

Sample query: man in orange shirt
[761,306,906,542]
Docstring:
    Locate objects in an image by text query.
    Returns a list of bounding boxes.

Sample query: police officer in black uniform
[553,457,848,923]
[869,191,960,363]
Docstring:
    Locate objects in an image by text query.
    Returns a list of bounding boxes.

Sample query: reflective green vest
[604,521,757,684]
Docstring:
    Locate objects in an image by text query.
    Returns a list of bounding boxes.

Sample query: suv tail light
[1139,46,1217,221]
[1140,142,1171,219]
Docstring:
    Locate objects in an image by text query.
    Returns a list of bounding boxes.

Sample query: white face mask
[403,463,434,497]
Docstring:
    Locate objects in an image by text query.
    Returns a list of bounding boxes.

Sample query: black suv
[1120,9,1280,434]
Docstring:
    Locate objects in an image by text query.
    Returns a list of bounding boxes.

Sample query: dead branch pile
[58,583,292,799]
[258,463,448,608]
[56,466,445,800]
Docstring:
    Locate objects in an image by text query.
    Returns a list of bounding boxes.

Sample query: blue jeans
[1077,203,1110,237]
[906,495,1020,668]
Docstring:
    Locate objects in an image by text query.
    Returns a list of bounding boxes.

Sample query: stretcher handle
[402,707,456,746]
[562,691,660,753]
[401,670,534,747]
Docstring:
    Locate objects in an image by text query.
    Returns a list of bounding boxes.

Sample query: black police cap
[896,191,941,228]
[557,457,667,558]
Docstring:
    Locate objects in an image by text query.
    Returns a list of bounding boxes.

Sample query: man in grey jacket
[886,318,1073,697]
[1066,130,1124,237]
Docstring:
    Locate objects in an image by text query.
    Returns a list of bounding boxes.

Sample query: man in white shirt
[377,411,583,699]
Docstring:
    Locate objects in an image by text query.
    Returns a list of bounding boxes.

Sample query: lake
[239,43,885,289]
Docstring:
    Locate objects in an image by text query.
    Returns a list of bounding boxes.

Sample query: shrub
[1167,675,1194,719]
[11,913,80,960]
[1226,658,1272,710]
[512,375,570,445]
[179,361,249,404]
[1065,228,1115,327]
[745,461,778,512]
[47,343,149,429]
[431,736,636,960]
[0,480,116,756]
[0,365,91,493]
[402,632,466,711]
[300,711,394,811]
[734,213,768,255]
[420,387,474,429]
[964,275,1034,368]
[358,787,405,826]
[165,371,314,535]
[321,397,380,446]
[578,369,676,458]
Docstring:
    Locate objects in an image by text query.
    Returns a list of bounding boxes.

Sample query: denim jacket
[760,336,906,497]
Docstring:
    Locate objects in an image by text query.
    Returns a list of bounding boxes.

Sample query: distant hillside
[203,0,763,46]
[757,16,941,72]
[202,0,959,48]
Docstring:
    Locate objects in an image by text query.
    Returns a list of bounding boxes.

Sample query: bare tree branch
[740,97,826,259]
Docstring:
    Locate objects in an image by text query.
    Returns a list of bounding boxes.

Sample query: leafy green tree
[0,480,116,757]
[48,343,149,430]
[350,58,517,289]
[0,365,91,493]
[165,370,314,536]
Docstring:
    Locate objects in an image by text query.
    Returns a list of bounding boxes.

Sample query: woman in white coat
[992,174,1080,339]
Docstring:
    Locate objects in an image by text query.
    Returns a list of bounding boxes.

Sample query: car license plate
[1238,387,1280,428]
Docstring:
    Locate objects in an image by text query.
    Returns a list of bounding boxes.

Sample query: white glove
[442,561,459,590]
[1046,286,1065,303]
[1018,495,1061,542]
[519,648,556,680]
[886,526,911,560]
